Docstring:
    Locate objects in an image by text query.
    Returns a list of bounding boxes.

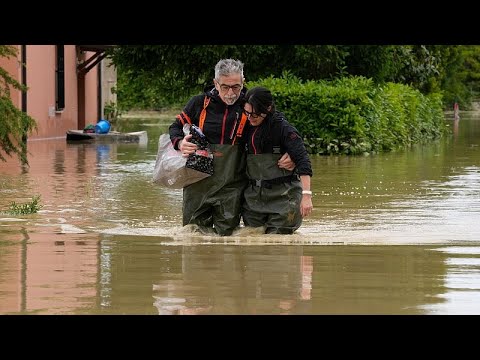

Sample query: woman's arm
[300,175,313,217]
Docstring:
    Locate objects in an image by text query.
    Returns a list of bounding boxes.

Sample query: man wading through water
[169,59,295,236]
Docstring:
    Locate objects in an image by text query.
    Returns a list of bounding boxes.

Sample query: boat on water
[66,130,148,145]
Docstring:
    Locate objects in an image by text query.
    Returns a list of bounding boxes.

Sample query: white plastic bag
[152,133,211,189]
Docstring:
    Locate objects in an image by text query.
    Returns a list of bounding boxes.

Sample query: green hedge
[247,74,447,155]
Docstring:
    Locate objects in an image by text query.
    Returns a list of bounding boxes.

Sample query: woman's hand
[300,195,313,217]
[278,152,295,171]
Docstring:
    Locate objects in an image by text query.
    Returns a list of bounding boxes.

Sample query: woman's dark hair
[244,86,276,115]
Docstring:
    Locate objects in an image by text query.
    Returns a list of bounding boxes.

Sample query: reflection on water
[1,113,480,314]
[419,246,480,314]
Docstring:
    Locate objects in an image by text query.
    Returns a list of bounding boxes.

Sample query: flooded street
[1,112,480,314]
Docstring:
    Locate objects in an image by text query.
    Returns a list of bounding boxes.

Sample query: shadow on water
[1,112,480,314]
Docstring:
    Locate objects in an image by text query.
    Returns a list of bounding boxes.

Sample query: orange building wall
[85,56,99,125]
[26,45,78,139]
[0,46,102,313]
[0,45,22,109]
[1,45,101,141]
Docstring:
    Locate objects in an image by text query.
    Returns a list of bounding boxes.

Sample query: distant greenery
[2,195,42,215]
[0,45,37,165]
[444,45,480,108]
[108,45,480,111]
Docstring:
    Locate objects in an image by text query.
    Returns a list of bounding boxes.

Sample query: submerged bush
[3,195,42,215]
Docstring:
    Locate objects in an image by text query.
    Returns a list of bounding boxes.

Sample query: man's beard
[223,95,237,105]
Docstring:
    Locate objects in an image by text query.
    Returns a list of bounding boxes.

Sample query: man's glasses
[217,83,242,93]
[243,109,266,119]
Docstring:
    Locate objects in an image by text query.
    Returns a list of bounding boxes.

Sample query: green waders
[242,153,303,234]
[183,144,248,236]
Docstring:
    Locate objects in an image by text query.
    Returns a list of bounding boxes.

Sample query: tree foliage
[462,45,480,96]
[108,45,351,109]
[443,45,480,109]
[0,45,37,165]
[108,45,479,111]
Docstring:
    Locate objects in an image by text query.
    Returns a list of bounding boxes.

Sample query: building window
[55,45,65,111]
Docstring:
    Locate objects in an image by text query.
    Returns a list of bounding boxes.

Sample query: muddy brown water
[1,112,479,314]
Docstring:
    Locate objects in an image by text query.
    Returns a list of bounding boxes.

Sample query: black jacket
[169,85,248,149]
[244,111,313,177]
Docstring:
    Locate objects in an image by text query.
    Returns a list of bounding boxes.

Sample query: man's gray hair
[214,59,244,80]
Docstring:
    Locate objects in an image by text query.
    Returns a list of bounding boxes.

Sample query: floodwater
[1,112,479,315]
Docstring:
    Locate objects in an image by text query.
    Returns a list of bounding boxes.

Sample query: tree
[108,45,469,110]
[108,45,351,109]
[0,45,37,165]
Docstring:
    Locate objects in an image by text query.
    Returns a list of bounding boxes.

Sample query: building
[0,45,116,140]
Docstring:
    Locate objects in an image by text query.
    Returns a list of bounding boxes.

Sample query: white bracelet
[302,190,312,196]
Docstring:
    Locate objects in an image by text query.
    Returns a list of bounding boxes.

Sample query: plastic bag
[152,133,211,189]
